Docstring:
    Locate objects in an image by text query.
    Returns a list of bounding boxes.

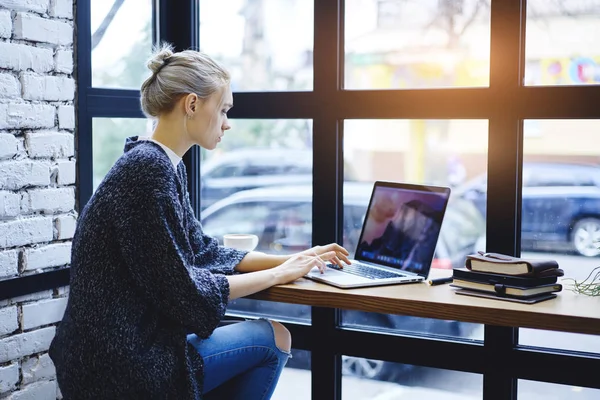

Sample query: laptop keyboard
[328,263,406,280]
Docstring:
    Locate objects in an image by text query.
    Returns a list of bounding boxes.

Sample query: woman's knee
[267,320,291,353]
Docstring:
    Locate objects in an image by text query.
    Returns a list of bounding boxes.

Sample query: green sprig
[562,266,600,297]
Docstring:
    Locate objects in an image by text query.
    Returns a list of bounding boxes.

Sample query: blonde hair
[140,43,231,118]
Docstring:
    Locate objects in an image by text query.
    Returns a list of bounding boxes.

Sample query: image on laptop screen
[355,184,450,275]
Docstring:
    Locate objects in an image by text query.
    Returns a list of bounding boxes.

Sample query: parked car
[455,162,600,257]
[200,148,357,209]
[200,182,483,381]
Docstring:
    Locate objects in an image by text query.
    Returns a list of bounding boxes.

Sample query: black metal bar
[336,328,486,374]
[486,0,525,397]
[511,347,600,388]
[86,89,145,118]
[311,0,343,397]
[487,0,524,255]
[311,308,341,400]
[221,87,600,120]
[484,326,519,400]
[76,0,93,211]
[0,268,70,301]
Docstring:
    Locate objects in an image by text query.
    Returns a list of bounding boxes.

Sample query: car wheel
[571,218,600,257]
[341,356,385,379]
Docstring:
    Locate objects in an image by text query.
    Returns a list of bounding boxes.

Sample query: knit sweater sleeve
[178,165,248,275]
[115,159,229,338]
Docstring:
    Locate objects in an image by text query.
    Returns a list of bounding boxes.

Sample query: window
[92,118,151,190]
[345,0,492,89]
[71,1,600,399]
[342,119,487,339]
[520,119,600,353]
[525,0,600,86]
[199,0,314,91]
[91,0,153,89]
[200,118,313,322]
[341,358,483,399]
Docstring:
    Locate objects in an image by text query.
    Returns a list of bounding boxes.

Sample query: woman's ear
[184,93,198,117]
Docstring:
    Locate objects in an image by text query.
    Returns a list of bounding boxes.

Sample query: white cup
[223,234,259,251]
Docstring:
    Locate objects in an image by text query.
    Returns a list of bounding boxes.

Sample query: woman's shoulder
[112,142,176,183]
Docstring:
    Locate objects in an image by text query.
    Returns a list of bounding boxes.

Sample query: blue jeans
[188,319,292,400]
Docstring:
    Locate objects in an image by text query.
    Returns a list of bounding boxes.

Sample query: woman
[49,44,350,400]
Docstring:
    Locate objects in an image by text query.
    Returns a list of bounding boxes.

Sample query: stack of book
[451,252,564,304]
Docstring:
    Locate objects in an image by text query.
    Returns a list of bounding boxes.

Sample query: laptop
[305,181,451,289]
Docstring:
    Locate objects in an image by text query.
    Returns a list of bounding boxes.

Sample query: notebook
[305,181,451,289]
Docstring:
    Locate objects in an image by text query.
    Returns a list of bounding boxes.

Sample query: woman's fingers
[317,250,337,262]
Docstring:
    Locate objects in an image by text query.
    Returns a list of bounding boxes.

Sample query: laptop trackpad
[306,267,373,284]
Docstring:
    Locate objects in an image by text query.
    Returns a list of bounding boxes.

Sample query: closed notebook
[451,278,562,298]
[452,267,558,287]
[454,289,558,304]
[465,252,561,276]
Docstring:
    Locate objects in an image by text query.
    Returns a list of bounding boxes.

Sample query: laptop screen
[354,182,451,276]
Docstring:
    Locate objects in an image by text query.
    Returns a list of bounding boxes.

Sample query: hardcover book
[465,252,562,276]
[451,278,562,298]
[452,267,558,287]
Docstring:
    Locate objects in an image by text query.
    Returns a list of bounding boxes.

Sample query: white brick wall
[21,74,75,102]
[0,1,74,398]
[21,298,68,330]
[0,327,56,364]
[54,50,72,74]
[0,160,51,190]
[22,354,56,385]
[25,132,74,159]
[54,160,76,186]
[0,43,54,73]
[0,250,19,279]
[0,0,48,14]
[14,13,72,46]
[21,243,72,271]
[0,73,20,99]
[0,362,19,393]
[0,103,56,129]
[0,9,11,38]
[9,380,57,400]
[0,306,18,336]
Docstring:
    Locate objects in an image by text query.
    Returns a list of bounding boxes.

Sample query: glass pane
[273,349,310,400]
[342,119,488,339]
[519,119,600,353]
[92,118,152,191]
[519,379,600,400]
[91,0,153,89]
[199,0,314,91]
[345,0,491,89]
[341,357,482,398]
[525,1,600,86]
[200,119,313,321]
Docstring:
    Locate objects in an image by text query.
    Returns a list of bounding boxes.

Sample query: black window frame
[3,1,599,399]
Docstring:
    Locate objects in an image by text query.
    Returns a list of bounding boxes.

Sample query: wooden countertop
[249,272,600,335]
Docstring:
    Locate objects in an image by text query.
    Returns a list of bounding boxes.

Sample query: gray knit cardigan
[49,137,247,399]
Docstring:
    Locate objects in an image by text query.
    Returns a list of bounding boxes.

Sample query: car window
[439,200,484,255]
[205,164,246,179]
[343,205,368,257]
[202,200,312,254]
[524,166,596,187]
[284,165,312,174]
[201,202,271,241]
[243,165,281,176]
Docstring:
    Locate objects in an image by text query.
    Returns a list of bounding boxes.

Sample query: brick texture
[0,1,74,397]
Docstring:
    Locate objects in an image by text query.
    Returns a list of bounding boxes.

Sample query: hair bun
[147,43,174,74]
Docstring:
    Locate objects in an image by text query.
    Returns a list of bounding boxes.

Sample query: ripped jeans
[187,318,292,400]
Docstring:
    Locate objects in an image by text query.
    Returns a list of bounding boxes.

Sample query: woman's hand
[273,251,338,285]
[298,243,351,269]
